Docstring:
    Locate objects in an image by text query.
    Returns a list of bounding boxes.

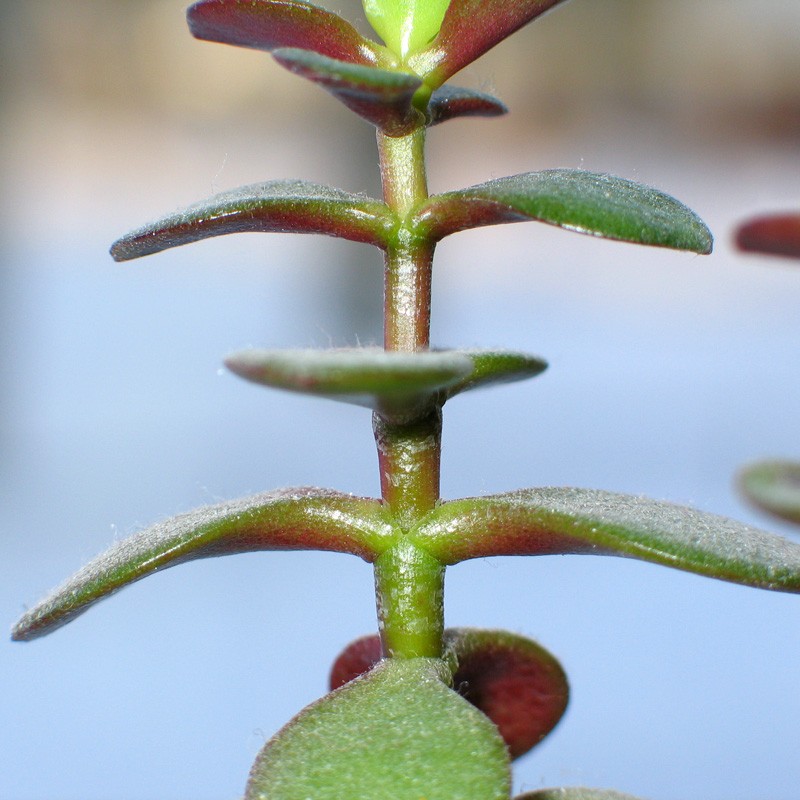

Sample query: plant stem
[373,127,445,660]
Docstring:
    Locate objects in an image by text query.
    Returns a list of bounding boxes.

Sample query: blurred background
[2,1,800,798]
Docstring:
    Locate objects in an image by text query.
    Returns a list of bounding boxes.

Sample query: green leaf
[413,170,713,254]
[329,628,568,760]
[515,789,645,800]
[272,48,424,134]
[246,657,511,800]
[12,489,392,641]
[739,460,800,526]
[225,348,546,421]
[362,0,451,59]
[735,213,800,259]
[409,0,568,87]
[110,181,395,261]
[411,487,800,592]
[427,84,508,126]
[187,0,381,66]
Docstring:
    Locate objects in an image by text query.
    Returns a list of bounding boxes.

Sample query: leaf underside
[246,657,511,800]
[413,487,800,592]
[735,213,800,259]
[739,460,800,526]
[12,489,391,641]
[109,181,394,261]
[413,170,713,254]
[427,85,509,125]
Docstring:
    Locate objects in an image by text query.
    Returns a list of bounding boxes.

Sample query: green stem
[372,126,445,659]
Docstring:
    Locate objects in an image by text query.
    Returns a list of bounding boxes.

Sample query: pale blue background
[2,2,800,799]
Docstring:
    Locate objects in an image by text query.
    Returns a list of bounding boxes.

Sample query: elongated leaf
[225,348,546,421]
[427,84,509,126]
[187,0,380,66]
[413,170,713,253]
[411,487,800,592]
[409,0,567,87]
[330,628,568,760]
[246,657,511,800]
[272,48,424,134]
[739,460,800,526]
[735,213,800,259]
[516,790,644,800]
[110,181,394,261]
[12,489,392,641]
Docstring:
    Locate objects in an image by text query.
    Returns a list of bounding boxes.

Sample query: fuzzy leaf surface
[110,181,394,261]
[739,460,800,526]
[272,48,423,134]
[409,0,567,87]
[515,790,645,800]
[12,489,392,641]
[413,170,713,253]
[735,213,800,259]
[330,627,568,760]
[187,0,380,65]
[427,85,508,126]
[246,657,511,800]
[412,487,800,592]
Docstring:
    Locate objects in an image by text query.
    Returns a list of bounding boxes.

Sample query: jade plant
[12,1,800,798]
[735,212,800,527]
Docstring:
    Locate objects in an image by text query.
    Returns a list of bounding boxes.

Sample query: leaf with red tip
[272,48,423,134]
[735,213,800,259]
[739,460,800,526]
[413,170,713,253]
[12,489,392,642]
[427,85,508,126]
[329,628,568,760]
[515,789,645,800]
[409,0,568,87]
[187,0,380,66]
[412,488,800,593]
[110,181,394,261]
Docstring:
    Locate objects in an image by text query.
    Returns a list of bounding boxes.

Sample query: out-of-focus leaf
[272,48,423,134]
[12,489,392,642]
[329,628,568,760]
[427,85,508,126]
[735,213,800,259]
[739,460,800,526]
[413,170,713,253]
[187,0,381,66]
[110,181,394,261]
[515,789,645,800]
[246,657,511,800]
[362,0,451,59]
[409,0,567,87]
[412,487,800,592]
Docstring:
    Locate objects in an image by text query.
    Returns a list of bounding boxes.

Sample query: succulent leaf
[12,489,392,641]
[443,350,548,400]
[408,0,568,87]
[246,657,511,800]
[515,790,645,800]
[110,181,395,261]
[187,0,381,65]
[427,84,509,126]
[739,460,800,526]
[330,628,569,760]
[272,48,424,134]
[735,213,800,259]
[413,170,713,253]
[412,487,800,592]
[362,0,451,60]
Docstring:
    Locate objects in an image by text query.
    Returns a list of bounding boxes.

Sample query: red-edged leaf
[412,488,800,592]
[12,489,392,641]
[409,0,567,87]
[329,628,568,760]
[735,213,800,259]
[272,48,423,134]
[427,85,508,126]
[110,181,394,261]
[187,0,380,66]
[413,170,713,254]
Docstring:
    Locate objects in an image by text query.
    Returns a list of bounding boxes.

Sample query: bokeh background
[2,1,800,798]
